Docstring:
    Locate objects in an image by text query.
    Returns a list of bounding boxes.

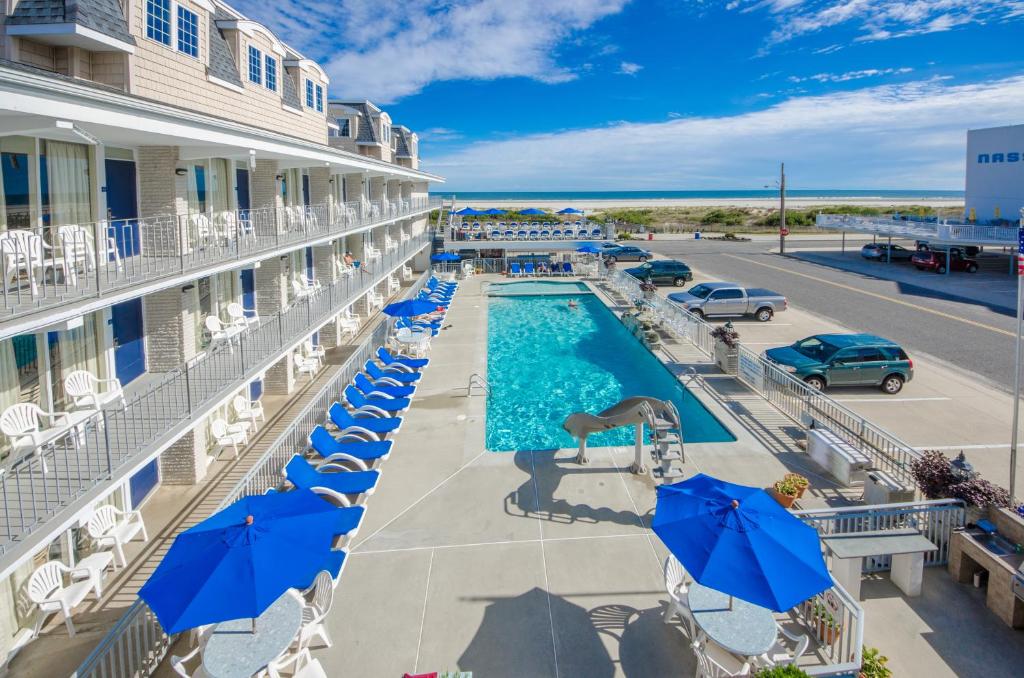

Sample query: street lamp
[1010,207,1024,505]
[764,162,787,254]
[950,452,975,482]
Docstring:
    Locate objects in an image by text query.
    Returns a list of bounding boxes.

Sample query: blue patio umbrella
[139,489,351,634]
[558,208,584,215]
[431,252,461,262]
[518,208,546,216]
[576,244,602,254]
[484,208,507,215]
[455,207,485,216]
[384,298,438,317]
[652,473,832,612]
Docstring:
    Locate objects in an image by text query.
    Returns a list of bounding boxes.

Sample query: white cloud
[617,61,644,76]
[231,0,629,103]
[725,0,1024,46]
[424,75,1024,190]
[788,66,913,83]
[421,127,464,141]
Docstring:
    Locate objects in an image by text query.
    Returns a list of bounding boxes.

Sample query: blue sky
[231,0,1024,190]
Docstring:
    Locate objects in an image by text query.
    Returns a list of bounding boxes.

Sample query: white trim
[217,20,286,56]
[190,0,216,12]
[282,103,304,115]
[207,74,245,93]
[283,58,328,83]
[5,23,136,54]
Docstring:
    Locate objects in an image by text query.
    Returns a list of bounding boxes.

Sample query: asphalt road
[641,237,1018,392]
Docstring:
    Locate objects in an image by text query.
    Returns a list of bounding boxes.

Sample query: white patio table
[202,590,303,678]
[688,582,778,659]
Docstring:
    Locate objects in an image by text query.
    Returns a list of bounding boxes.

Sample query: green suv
[764,334,913,394]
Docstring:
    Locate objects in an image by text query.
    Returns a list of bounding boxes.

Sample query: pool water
[489,280,590,296]
[486,285,735,451]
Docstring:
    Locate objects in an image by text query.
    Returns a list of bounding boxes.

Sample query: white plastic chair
[0,402,71,468]
[662,555,696,638]
[294,353,319,381]
[294,570,334,650]
[291,279,315,301]
[64,370,126,411]
[0,229,72,294]
[27,560,101,636]
[205,316,242,345]
[86,504,149,568]
[304,340,326,366]
[226,302,258,329]
[366,289,384,311]
[387,275,400,294]
[232,395,265,432]
[363,244,382,262]
[692,639,752,678]
[401,264,413,280]
[758,622,811,668]
[210,418,247,459]
[169,624,214,677]
[383,235,398,253]
[266,648,327,678]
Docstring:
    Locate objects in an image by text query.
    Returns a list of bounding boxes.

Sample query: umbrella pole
[251,617,257,634]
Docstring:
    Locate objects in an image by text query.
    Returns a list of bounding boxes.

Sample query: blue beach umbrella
[384,299,438,317]
[484,208,507,215]
[652,473,832,612]
[576,244,602,254]
[558,208,584,215]
[139,489,351,634]
[518,208,546,216]
[456,207,484,216]
[431,252,460,262]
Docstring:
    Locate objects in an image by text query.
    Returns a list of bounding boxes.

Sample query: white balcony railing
[816,214,1018,246]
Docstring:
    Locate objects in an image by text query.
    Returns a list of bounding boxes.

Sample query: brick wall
[308,167,330,205]
[343,173,364,202]
[264,351,295,395]
[159,429,208,485]
[254,254,288,316]
[142,285,198,371]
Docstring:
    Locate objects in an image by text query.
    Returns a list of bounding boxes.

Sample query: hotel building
[0,0,440,667]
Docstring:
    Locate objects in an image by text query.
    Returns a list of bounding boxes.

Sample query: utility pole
[1011,207,1024,505]
[779,162,787,255]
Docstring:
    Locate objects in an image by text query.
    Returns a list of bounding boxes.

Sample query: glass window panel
[265,55,277,91]
[1,151,31,229]
[248,46,262,84]
[40,140,92,227]
[176,7,199,58]
[146,0,171,45]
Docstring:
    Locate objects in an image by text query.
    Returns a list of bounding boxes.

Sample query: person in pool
[568,299,578,310]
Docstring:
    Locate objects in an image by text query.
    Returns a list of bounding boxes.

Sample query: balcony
[0,197,440,337]
[0,233,429,566]
[816,214,1018,247]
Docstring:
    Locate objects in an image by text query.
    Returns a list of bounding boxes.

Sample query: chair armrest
[337,426,379,441]
[319,453,368,471]
[352,405,391,418]
[373,376,405,388]
[778,623,808,644]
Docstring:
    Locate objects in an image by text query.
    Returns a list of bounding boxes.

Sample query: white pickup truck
[667,282,788,322]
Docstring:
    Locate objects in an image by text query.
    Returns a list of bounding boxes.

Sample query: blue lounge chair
[516,229,528,240]
[504,229,514,239]
[397,317,439,336]
[528,230,540,240]
[377,347,428,369]
[328,401,402,439]
[284,454,380,500]
[540,229,550,239]
[364,360,420,383]
[355,372,417,398]
[562,261,574,275]
[552,229,562,239]
[309,425,393,464]
[591,228,603,238]
[490,230,501,240]
[524,262,536,276]
[510,262,522,277]
[577,229,589,238]
[344,385,410,413]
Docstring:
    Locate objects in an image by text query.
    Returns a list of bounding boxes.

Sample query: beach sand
[461,198,963,210]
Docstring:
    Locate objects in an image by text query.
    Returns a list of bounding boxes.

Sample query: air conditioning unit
[864,469,916,505]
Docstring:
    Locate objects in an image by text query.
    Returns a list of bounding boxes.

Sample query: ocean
[430,189,963,201]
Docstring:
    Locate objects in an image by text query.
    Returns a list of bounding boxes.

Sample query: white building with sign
[965,123,1024,223]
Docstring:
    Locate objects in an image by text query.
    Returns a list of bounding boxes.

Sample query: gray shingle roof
[207,21,241,87]
[393,127,411,158]
[8,0,135,46]
[281,69,300,109]
[352,104,377,144]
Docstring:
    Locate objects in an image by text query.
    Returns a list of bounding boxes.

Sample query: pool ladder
[467,373,490,397]
[644,400,685,481]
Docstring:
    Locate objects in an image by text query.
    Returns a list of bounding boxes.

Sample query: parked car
[764,334,913,394]
[915,241,980,257]
[603,246,652,263]
[668,282,786,322]
[625,260,693,286]
[861,243,914,262]
[911,249,978,274]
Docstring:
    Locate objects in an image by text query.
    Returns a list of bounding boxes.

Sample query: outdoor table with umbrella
[139,489,354,676]
[652,473,833,661]
[384,298,441,356]
[432,251,461,277]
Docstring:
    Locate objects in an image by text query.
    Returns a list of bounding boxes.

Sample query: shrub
[860,645,892,678]
[910,449,957,499]
[710,324,740,348]
[701,208,746,226]
[755,665,810,677]
[949,477,1011,509]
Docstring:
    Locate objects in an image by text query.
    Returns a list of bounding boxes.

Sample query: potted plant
[639,277,658,300]
[711,322,740,374]
[771,478,799,509]
[859,646,892,678]
[784,473,810,498]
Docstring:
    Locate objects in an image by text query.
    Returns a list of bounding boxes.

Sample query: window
[146,0,172,45]
[248,46,262,85]
[265,55,277,91]
[382,125,390,142]
[305,79,314,108]
[176,6,198,58]
[710,289,744,300]
[315,84,323,112]
[337,118,350,137]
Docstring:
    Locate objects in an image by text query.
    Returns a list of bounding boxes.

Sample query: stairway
[646,402,685,480]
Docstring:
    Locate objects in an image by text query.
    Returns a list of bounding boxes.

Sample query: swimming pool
[488,280,590,296]
[486,283,735,451]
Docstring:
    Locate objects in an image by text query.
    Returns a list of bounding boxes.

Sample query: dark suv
[765,333,913,394]
[625,260,693,286]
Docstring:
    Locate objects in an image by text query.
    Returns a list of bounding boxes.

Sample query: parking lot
[637,235,1023,492]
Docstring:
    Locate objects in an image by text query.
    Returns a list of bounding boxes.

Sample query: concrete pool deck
[291,273,1024,678]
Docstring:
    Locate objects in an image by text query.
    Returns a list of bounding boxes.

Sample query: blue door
[111,299,145,384]
[249,378,263,401]
[129,459,159,508]
[236,168,250,210]
[105,159,140,257]
[302,174,310,206]
[240,268,255,316]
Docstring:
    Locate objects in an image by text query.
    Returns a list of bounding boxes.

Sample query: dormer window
[381,125,390,143]
[336,118,350,137]
[146,0,200,58]
[305,79,314,108]
[176,7,198,57]
[315,85,323,113]
[146,0,172,45]
[248,46,262,84]
[265,55,277,91]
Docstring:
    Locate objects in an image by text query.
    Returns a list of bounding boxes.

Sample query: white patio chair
[335,260,355,278]
[366,289,384,311]
[27,560,101,637]
[399,230,411,244]
[205,315,242,345]
[363,244,382,262]
[232,394,266,432]
[387,274,400,294]
[401,264,413,281]
[64,370,126,411]
[342,306,361,326]
[692,639,751,678]
[0,229,72,294]
[294,570,335,650]
[226,302,258,329]
[304,340,326,366]
[0,402,72,468]
[266,648,327,678]
[210,418,247,460]
[291,279,315,302]
[297,273,322,292]
[86,504,149,568]
[758,622,811,668]
[169,624,214,677]
[294,353,319,381]
[662,555,696,638]
[384,235,398,253]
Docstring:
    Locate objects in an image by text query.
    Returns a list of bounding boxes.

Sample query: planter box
[769,487,798,508]
[714,341,738,375]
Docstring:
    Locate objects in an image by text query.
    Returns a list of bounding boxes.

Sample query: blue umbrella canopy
[652,474,832,612]
[384,299,439,317]
[484,208,507,215]
[558,208,584,214]
[431,252,461,262]
[576,244,602,254]
[455,207,485,216]
[518,208,546,216]
[139,489,350,633]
